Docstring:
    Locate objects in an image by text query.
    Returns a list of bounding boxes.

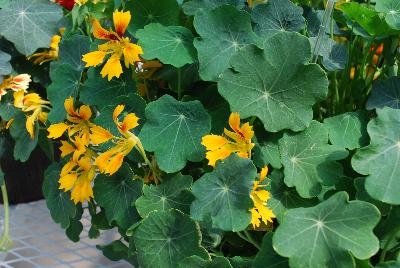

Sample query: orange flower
[202,113,254,167]
[0,74,31,100]
[28,28,64,65]
[82,10,143,80]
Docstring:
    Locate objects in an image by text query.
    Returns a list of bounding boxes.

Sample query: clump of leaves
[0,0,400,267]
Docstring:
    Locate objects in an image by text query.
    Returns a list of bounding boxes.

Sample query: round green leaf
[126,0,180,34]
[352,107,400,204]
[279,121,349,198]
[375,0,400,30]
[133,209,209,268]
[324,111,369,150]
[47,64,82,123]
[80,68,136,107]
[268,170,318,222]
[9,110,39,162]
[139,94,211,173]
[273,191,380,268]
[0,50,12,79]
[251,0,305,38]
[354,177,390,216]
[53,34,91,72]
[182,0,244,16]
[253,135,282,169]
[309,36,348,71]
[137,23,197,68]
[366,77,400,110]
[0,0,63,55]
[193,5,260,81]
[135,173,194,217]
[93,164,143,230]
[179,256,232,268]
[42,163,76,229]
[253,233,289,268]
[218,32,328,132]
[190,154,256,231]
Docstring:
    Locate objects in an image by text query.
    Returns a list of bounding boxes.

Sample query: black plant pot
[0,135,51,205]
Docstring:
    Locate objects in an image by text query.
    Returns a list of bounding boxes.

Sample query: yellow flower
[28,28,64,65]
[0,74,32,100]
[247,0,265,8]
[82,10,143,81]
[13,90,50,138]
[250,166,275,229]
[202,112,254,167]
[93,105,142,175]
[47,97,93,143]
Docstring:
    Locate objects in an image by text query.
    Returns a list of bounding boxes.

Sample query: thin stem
[177,68,182,100]
[236,231,261,250]
[380,224,400,263]
[312,0,335,62]
[0,181,12,251]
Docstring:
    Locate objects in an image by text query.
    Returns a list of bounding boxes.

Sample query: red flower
[55,0,75,10]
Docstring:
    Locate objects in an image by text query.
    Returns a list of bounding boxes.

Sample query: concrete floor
[0,200,131,268]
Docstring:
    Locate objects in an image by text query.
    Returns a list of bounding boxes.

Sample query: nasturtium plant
[1,0,400,267]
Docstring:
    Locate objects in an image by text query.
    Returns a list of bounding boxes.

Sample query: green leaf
[65,206,83,242]
[137,23,197,68]
[309,36,348,71]
[0,0,63,55]
[135,173,194,217]
[366,77,400,110]
[182,0,244,16]
[133,209,209,268]
[354,177,391,216]
[376,262,400,268]
[352,107,400,204]
[324,111,369,150]
[218,32,328,132]
[97,240,131,261]
[0,94,17,121]
[126,0,181,34]
[93,163,143,230]
[52,34,91,72]
[139,94,211,173]
[155,64,200,94]
[251,0,305,38]
[191,154,256,231]
[268,170,318,222]
[279,121,349,198]
[230,256,253,268]
[9,111,39,162]
[47,64,82,123]
[338,2,396,36]
[273,191,380,268]
[80,68,136,107]
[375,0,400,30]
[253,135,282,169]
[193,5,260,81]
[253,233,289,268]
[42,163,76,229]
[179,256,233,268]
[0,50,12,78]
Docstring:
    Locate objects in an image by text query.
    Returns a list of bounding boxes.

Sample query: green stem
[0,181,12,251]
[380,224,400,263]
[177,68,182,100]
[237,231,261,250]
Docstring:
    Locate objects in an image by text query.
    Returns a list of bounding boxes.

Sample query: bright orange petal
[105,153,124,175]
[47,122,69,139]
[122,113,139,132]
[113,105,125,123]
[123,43,143,67]
[100,56,123,81]
[259,166,268,182]
[95,150,114,173]
[205,148,232,167]
[113,10,131,36]
[77,105,92,120]
[92,19,113,40]
[90,125,114,145]
[64,97,76,116]
[82,51,106,67]
[229,112,241,133]
[240,122,254,140]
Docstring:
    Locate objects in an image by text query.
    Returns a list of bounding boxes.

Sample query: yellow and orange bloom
[250,166,275,229]
[13,90,50,138]
[28,29,64,65]
[82,10,143,81]
[202,112,254,167]
[47,97,93,143]
[93,105,143,175]
[0,74,31,100]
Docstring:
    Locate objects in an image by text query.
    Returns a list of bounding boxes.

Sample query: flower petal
[82,51,106,67]
[113,10,131,36]
[201,135,228,151]
[90,125,114,145]
[100,56,123,81]
[123,43,143,67]
[92,19,113,40]
[228,112,241,133]
[59,140,75,158]
[122,113,139,132]
[47,122,69,139]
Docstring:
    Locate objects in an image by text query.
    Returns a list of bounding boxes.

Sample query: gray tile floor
[0,200,131,267]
